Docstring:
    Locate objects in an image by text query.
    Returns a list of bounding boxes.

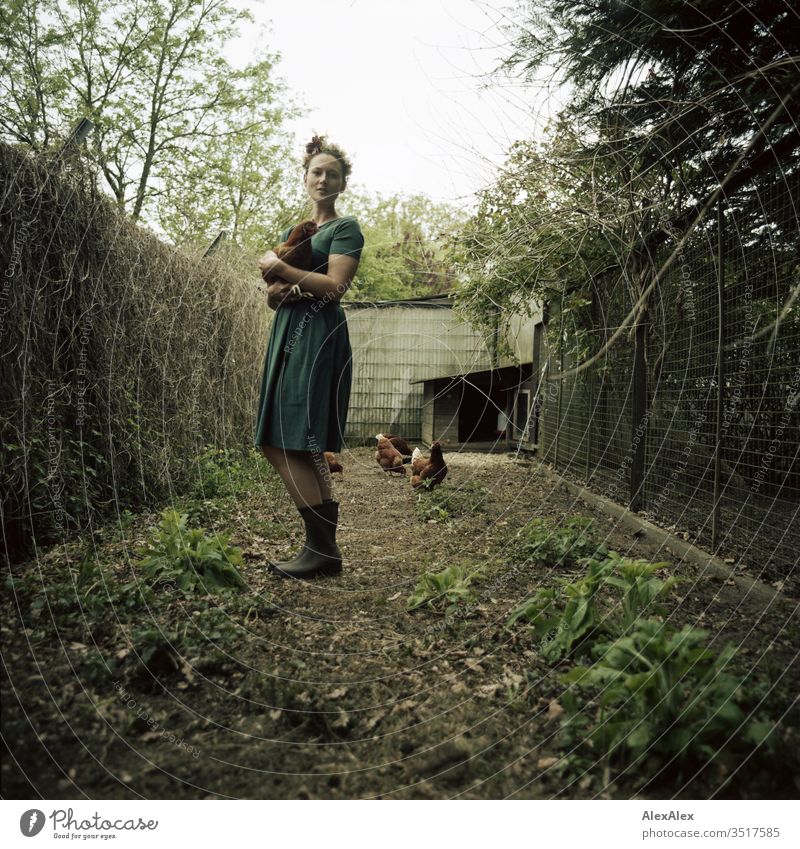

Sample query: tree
[156,59,303,253]
[503,0,800,233]
[340,191,466,301]
[0,0,69,149]
[452,124,626,357]
[0,0,298,229]
[455,0,800,346]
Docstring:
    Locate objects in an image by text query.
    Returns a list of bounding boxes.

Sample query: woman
[254,135,364,579]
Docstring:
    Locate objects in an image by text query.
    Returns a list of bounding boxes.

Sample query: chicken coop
[342,294,542,449]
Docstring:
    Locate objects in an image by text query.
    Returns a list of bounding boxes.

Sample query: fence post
[555,326,563,469]
[586,289,597,485]
[531,320,544,451]
[631,312,647,510]
[203,230,228,258]
[712,199,726,550]
[630,250,649,511]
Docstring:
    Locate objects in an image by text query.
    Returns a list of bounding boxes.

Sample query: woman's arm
[259,252,359,302]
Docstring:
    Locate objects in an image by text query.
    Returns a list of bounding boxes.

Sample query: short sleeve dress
[253,216,364,453]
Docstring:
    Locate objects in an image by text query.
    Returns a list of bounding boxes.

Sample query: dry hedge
[0,142,270,561]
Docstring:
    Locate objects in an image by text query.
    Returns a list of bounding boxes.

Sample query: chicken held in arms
[375,436,407,474]
[410,441,448,490]
[262,219,318,299]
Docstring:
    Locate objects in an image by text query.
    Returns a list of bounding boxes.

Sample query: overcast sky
[229,0,560,210]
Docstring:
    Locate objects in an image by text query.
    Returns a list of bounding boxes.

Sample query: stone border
[530,460,781,608]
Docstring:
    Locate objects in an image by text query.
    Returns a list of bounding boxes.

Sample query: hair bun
[305,134,325,156]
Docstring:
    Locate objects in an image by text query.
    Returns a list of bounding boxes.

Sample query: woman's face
[305,153,345,202]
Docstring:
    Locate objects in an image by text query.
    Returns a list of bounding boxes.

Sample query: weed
[560,619,777,785]
[513,515,603,568]
[136,508,247,593]
[188,445,281,501]
[407,564,483,612]
[600,551,676,631]
[507,551,678,661]
[507,557,615,660]
[414,482,488,523]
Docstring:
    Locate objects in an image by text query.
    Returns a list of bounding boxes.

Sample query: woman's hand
[267,281,300,310]
[258,250,282,283]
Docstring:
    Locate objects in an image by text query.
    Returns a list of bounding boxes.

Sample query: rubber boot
[269,498,333,570]
[269,500,342,579]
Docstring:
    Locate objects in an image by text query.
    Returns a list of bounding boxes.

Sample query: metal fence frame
[533,176,799,582]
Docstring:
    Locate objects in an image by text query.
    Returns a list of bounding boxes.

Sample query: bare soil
[2,449,798,799]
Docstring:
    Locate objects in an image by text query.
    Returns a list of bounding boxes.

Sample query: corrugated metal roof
[342,293,453,309]
[411,363,532,386]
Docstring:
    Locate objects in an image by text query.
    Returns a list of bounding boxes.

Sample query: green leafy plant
[414,482,488,523]
[513,515,602,568]
[190,446,239,499]
[560,619,776,781]
[601,551,677,631]
[407,564,483,611]
[507,548,680,660]
[136,508,246,593]
[507,557,615,660]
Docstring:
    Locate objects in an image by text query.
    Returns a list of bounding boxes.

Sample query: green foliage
[456,0,799,350]
[5,431,115,550]
[1,0,299,234]
[190,446,238,499]
[136,508,246,593]
[340,191,466,300]
[186,445,281,500]
[601,551,676,632]
[157,58,302,252]
[502,1,799,195]
[507,548,678,661]
[513,515,602,568]
[507,556,615,661]
[407,564,483,612]
[414,482,488,523]
[560,619,776,779]
[451,129,619,353]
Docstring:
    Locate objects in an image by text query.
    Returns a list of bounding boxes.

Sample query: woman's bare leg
[259,446,322,508]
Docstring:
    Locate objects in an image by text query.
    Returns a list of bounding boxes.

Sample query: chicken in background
[377,432,413,457]
[324,452,343,475]
[375,436,407,474]
[410,441,448,490]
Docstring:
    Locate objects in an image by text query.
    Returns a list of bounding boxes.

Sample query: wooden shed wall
[341,299,541,445]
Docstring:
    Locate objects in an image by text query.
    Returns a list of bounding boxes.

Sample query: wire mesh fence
[536,175,799,587]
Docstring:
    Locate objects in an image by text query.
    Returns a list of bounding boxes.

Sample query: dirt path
[2,449,798,799]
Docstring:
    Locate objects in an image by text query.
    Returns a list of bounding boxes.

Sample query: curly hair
[302,134,353,183]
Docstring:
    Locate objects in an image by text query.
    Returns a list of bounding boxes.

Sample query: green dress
[253,216,364,453]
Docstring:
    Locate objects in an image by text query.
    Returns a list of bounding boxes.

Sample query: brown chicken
[375,436,407,474]
[377,432,413,456]
[262,219,318,285]
[324,451,343,475]
[410,441,448,490]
